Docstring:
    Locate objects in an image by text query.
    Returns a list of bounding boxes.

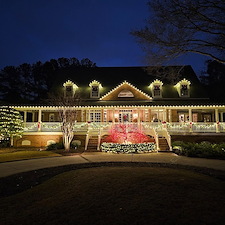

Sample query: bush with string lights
[0,106,24,146]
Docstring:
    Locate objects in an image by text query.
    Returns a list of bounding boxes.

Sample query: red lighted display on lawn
[102,124,151,144]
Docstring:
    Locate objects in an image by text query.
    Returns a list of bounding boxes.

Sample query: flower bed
[101,142,156,154]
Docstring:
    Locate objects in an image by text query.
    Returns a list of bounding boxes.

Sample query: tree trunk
[62,127,74,151]
[10,136,14,147]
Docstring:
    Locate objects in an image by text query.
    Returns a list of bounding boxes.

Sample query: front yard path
[0,152,225,178]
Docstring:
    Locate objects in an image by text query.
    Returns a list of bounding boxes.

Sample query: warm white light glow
[89,80,102,88]
[63,80,78,89]
[100,81,152,100]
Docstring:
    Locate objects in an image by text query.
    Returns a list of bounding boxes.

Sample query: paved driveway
[0,152,225,178]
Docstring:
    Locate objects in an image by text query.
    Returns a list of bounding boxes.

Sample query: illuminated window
[88,110,101,122]
[89,80,102,98]
[149,80,163,98]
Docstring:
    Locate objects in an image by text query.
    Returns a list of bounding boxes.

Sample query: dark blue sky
[0,0,208,75]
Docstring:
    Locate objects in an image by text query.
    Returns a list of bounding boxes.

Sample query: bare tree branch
[131,0,225,64]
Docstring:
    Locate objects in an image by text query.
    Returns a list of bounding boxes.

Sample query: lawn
[1,166,225,225]
[0,149,61,162]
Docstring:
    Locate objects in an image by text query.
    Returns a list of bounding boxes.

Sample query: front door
[119,110,132,122]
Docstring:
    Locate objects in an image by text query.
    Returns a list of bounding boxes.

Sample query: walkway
[0,152,225,178]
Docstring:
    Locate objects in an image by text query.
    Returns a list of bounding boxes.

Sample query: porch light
[114,113,119,118]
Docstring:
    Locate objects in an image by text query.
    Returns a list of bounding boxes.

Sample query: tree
[49,93,81,151]
[131,0,225,65]
[0,57,96,104]
[0,66,22,103]
[200,60,225,99]
[0,107,24,146]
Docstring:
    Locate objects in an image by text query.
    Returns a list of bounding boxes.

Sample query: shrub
[0,140,10,148]
[71,140,81,149]
[46,142,64,150]
[172,141,225,159]
[101,142,156,154]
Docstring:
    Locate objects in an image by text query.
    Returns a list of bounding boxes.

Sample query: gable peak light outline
[100,80,152,100]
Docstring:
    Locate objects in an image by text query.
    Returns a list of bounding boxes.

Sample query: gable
[100,81,152,101]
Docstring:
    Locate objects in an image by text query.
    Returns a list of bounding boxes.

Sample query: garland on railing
[42,123,61,130]
[23,123,38,131]
[89,122,111,129]
[101,142,155,154]
[192,123,216,130]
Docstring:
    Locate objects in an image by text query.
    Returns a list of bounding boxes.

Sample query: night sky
[0,0,208,75]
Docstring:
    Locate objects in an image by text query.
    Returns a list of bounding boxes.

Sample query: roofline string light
[89,80,102,89]
[63,80,78,89]
[175,78,191,89]
[100,81,152,100]
[149,79,163,89]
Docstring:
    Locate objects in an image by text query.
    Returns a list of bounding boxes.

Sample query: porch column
[168,109,172,122]
[23,111,27,125]
[188,109,192,122]
[215,109,219,133]
[163,109,167,122]
[81,109,84,122]
[87,109,90,122]
[38,109,42,132]
[220,112,224,122]
[32,112,35,122]
[215,109,219,122]
[189,109,193,132]
[101,109,104,122]
[137,109,141,123]
[112,109,115,123]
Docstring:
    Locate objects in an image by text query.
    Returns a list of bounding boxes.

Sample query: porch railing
[23,122,225,133]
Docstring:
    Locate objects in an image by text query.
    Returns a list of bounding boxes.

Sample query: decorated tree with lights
[102,124,151,144]
[0,106,24,146]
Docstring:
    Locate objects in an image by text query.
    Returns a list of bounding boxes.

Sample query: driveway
[0,152,225,178]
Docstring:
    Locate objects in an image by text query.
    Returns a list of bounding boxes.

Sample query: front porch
[13,105,225,150]
[23,121,225,134]
[17,121,225,151]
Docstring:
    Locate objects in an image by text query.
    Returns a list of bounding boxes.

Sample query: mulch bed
[0,162,225,198]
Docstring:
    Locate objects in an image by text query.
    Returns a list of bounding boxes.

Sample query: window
[175,79,191,97]
[89,80,102,98]
[119,110,133,122]
[181,85,188,96]
[149,80,163,98]
[65,86,73,97]
[89,110,102,122]
[63,80,78,97]
[91,85,99,97]
[153,85,161,97]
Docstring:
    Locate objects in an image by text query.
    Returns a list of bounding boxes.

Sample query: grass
[1,166,225,225]
[0,148,61,162]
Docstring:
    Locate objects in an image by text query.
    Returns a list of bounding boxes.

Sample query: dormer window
[89,80,102,98]
[63,80,78,97]
[181,84,188,96]
[149,79,163,98]
[175,79,191,97]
